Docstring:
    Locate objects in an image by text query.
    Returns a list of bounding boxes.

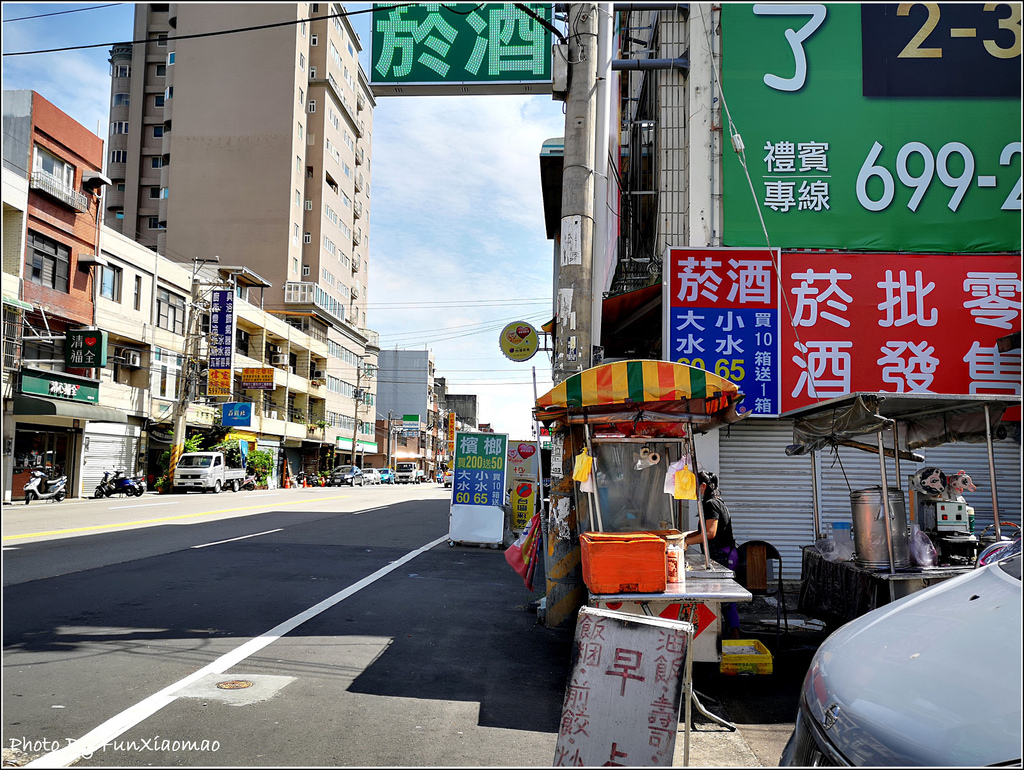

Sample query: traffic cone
[284,475,290,489]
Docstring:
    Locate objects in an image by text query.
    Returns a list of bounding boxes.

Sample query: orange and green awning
[535,360,741,420]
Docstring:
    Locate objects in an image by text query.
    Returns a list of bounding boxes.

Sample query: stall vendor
[685,470,741,639]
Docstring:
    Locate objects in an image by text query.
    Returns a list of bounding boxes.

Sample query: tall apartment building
[104,2,378,462]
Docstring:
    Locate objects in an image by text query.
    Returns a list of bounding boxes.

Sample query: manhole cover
[216,680,254,690]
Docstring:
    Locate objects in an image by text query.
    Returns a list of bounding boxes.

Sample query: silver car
[781,543,1021,767]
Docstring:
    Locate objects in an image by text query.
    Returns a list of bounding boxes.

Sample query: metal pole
[877,429,897,575]
[984,403,1002,540]
[553,2,598,385]
[351,362,362,466]
[168,267,203,488]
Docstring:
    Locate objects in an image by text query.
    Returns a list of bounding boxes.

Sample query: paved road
[3,485,573,767]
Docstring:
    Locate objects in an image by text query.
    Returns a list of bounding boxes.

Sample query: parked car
[328,465,364,487]
[378,468,395,484]
[362,468,382,485]
[781,542,1022,767]
[443,470,453,488]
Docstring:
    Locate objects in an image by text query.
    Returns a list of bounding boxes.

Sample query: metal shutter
[81,431,137,495]
[719,420,815,580]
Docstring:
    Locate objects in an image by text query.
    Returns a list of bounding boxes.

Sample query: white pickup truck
[173,451,246,493]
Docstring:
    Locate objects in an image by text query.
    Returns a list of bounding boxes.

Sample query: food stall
[783,392,1021,627]
[533,360,754,663]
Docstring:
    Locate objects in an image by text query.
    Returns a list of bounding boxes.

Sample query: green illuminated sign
[371,3,552,94]
[65,329,108,368]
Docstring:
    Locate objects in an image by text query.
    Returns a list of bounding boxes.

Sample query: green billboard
[720,3,1021,253]
[371,3,552,95]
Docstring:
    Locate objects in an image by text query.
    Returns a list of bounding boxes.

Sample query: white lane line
[191,528,283,549]
[350,506,385,515]
[108,502,177,510]
[29,534,449,768]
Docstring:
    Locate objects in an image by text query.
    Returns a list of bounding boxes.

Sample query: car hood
[803,556,1021,766]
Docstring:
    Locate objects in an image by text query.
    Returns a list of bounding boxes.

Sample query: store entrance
[12,425,75,500]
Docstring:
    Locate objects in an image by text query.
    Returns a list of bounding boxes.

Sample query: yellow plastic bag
[572,449,593,482]
[674,464,697,500]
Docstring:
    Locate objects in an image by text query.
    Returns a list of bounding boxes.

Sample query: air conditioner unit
[122,350,142,368]
[271,354,289,366]
[272,344,283,354]
[312,369,326,380]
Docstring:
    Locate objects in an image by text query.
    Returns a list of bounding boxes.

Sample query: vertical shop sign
[452,431,508,507]
[664,246,781,416]
[780,252,1022,413]
[507,440,541,531]
[720,3,1021,253]
[207,289,234,397]
[65,329,108,368]
[554,607,691,767]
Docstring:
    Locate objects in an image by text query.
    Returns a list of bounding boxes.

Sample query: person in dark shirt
[685,470,741,638]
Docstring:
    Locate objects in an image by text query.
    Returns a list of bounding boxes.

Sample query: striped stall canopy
[535,360,742,421]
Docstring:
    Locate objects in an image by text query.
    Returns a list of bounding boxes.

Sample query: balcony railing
[353,199,363,219]
[30,171,89,212]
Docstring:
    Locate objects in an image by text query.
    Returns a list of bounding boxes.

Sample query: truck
[173,451,246,493]
[395,461,421,484]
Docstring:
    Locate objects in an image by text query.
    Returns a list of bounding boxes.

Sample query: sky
[1,2,565,441]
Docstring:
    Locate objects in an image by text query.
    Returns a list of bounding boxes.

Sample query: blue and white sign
[222,402,252,427]
[452,431,508,508]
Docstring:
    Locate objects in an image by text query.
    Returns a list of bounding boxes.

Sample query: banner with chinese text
[452,431,508,508]
[207,289,234,397]
[780,253,1022,413]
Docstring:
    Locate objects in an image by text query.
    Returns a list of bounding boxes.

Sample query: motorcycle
[241,473,257,491]
[96,470,144,498]
[24,470,67,504]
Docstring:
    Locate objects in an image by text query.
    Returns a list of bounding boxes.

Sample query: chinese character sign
[721,4,1021,253]
[452,431,508,508]
[65,329,108,369]
[222,402,253,428]
[241,367,275,390]
[554,607,691,768]
[665,247,781,416]
[371,3,552,92]
[781,253,1022,412]
[207,289,234,397]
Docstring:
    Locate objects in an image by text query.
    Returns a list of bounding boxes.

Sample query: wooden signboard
[554,607,692,767]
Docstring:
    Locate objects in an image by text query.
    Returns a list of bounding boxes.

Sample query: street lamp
[167,255,220,488]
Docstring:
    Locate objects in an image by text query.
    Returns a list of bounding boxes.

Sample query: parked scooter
[24,470,67,504]
[96,469,144,498]
[241,473,257,491]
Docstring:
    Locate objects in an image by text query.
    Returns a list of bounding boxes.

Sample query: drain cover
[216,680,254,690]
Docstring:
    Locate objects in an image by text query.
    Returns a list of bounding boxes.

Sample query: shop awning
[13,394,128,424]
[534,359,746,429]
[3,294,33,311]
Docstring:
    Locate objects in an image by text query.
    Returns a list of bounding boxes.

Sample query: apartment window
[148,217,164,230]
[167,51,175,65]
[309,66,317,80]
[115,210,124,219]
[296,155,302,173]
[113,63,130,77]
[298,122,303,140]
[311,33,318,46]
[299,53,305,70]
[308,99,315,114]
[99,264,122,301]
[156,33,168,46]
[151,157,163,169]
[303,232,312,244]
[116,183,125,192]
[26,232,70,293]
[155,94,165,107]
[303,265,311,277]
[235,327,250,357]
[304,199,313,210]
[153,125,164,138]
[134,275,143,311]
[157,288,186,334]
[156,63,166,77]
[312,3,320,11]
[306,166,314,178]
[301,21,307,37]
[293,224,300,244]
[149,186,160,199]
[111,121,129,135]
[292,257,299,273]
[161,187,169,199]
[164,86,173,100]
[295,189,301,207]
[152,347,183,400]
[33,146,74,187]
[299,88,304,106]
[113,93,130,106]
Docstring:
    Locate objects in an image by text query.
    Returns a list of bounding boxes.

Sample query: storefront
[5,367,127,501]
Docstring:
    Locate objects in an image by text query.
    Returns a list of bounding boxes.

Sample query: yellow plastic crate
[720,639,773,675]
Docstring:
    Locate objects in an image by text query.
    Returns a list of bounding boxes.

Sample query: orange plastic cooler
[580,531,667,594]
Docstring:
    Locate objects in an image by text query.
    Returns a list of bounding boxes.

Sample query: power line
[2,3,123,23]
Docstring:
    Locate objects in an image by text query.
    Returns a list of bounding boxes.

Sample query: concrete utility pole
[350,359,374,466]
[168,255,219,487]
[553,2,599,385]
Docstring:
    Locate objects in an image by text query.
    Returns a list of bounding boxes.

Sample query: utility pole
[350,359,374,467]
[553,2,598,385]
[168,255,219,487]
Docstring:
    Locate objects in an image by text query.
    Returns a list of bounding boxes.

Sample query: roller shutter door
[719,420,815,580]
[82,426,138,495]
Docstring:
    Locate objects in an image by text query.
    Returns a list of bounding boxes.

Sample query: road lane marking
[191,528,283,549]
[28,534,449,768]
[2,495,353,541]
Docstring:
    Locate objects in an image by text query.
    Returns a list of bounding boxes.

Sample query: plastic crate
[580,531,667,594]
[720,639,773,675]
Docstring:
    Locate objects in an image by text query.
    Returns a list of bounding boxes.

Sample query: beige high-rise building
[105,2,378,464]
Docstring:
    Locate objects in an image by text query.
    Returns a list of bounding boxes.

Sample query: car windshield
[334,466,354,474]
[178,456,212,468]
[397,463,415,471]
[998,551,1021,580]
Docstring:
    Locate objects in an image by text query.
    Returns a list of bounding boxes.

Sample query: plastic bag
[505,513,541,590]
[664,457,697,499]
[815,537,843,562]
[572,449,593,482]
[910,526,938,568]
